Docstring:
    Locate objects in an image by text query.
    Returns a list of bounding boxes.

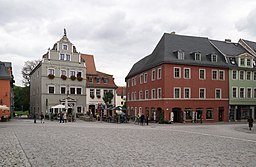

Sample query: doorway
[172,108,182,123]
[218,107,224,121]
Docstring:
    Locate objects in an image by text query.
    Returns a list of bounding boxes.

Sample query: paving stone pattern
[0,119,255,167]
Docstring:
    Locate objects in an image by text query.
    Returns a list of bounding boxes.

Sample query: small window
[247,88,252,98]
[63,44,68,50]
[96,89,100,97]
[184,88,190,99]
[240,58,245,66]
[195,53,201,61]
[215,89,221,99]
[174,88,181,98]
[140,74,143,84]
[199,69,206,80]
[70,87,75,94]
[103,78,108,84]
[178,51,185,60]
[48,68,55,75]
[70,70,76,77]
[246,71,251,80]
[60,70,66,76]
[89,76,93,83]
[157,88,162,98]
[184,68,190,79]
[66,54,71,61]
[96,77,100,84]
[240,71,245,80]
[152,70,156,81]
[232,70,237,80]
[139,91,143,99]
[219,70,225,80]
[174,67,181,78]
[145,90,149,99]
[151,89,156,99]
[212,70,218,80]
[247,59,251,66]
[77,88,82,95]
[157,68,162,79]
[206,109,213,119]
[211,54,217,62]
[60,87,66,94]
[48,86,55,94]
[90,89,94,98]
[60,54,65,60]
[230,58,236,65]
[232,87,237,98]
[77,71,82,77]
[240,88,245,98]
[254,88,256,98]
[144,73,148,83]
[199,88,205,99]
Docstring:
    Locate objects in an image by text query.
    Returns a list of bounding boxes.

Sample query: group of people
[134,113,149,126]
[59,112,67,123]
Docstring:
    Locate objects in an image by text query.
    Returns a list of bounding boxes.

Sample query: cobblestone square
[0,119,255,167]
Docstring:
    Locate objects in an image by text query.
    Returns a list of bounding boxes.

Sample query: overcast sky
[1,0,256,87]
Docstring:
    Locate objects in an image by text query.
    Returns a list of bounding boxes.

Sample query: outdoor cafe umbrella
[51,104,65,109]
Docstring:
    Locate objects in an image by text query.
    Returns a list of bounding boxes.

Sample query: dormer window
[240,58,245,66]
[230,58,236,65]
[195,53,201,61]
[177,51,185,60]
[211,54,217,62]
[247,59,251,66]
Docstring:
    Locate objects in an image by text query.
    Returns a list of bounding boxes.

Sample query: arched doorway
[172,108,182,123]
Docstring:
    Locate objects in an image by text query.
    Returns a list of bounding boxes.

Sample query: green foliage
[15,111,29,115]
[14,85,30,112]
[102,92,114,107]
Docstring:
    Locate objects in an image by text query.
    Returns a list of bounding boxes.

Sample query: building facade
[30,31,86,117]
[125,33,229,123]
[0,61,14,120]
[81,54,117,117]
[115,86,126,107]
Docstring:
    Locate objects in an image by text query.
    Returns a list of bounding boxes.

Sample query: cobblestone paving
[0,119,255,167]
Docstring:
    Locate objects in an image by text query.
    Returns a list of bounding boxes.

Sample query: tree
[13,85,30,112]
[22,60,40,87]
[102,92,114,108]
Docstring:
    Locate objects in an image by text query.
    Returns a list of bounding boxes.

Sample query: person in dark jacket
[140,114,145,126]
[248,117,254,130]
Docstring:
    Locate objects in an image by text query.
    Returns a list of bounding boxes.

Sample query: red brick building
[125,33,229,123]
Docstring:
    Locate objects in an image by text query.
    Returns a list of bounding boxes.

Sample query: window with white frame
[240,71,245,80]
[88,76,93,83]
[184,68,190,79]
[151,89,156,99]
[232,87,238,98]
[60,69,66,76]
[199,88,205,99]
[70,87,76,94]
[254,72,256,81]
[63,44,68,50]
[174,88,181,98]
[199,69,205,80]
[219,70,224,80]
[152,69,156,81]
[144,73,148,83]
[232,70,237,80]
[174,67,181,78]
[215,88,221,99]
[48,85,55,94]
[96,89,100,97]
[140,74,143,84]
[247,58,251,67]
[60,54,65,60]
[48,68,55,75]
[139,91,143,99]
[157,68,162,80]
[77,71,82,77]
[127,79,130,87]
[66,54,71,61]
[246,71,251,80]
[145,90,149,99]
[178,51,185,60]
[60,86,66,94]
[96,77,100,84]
[212,70,218,80]
[90,89,94,97]
[185,108,192,120]
[247,88,252,98]
[77,87,82,95]
[254,88,256,98]
[127,93,130,101]
[134,92,136,100]
[240,88,245,98]
[240,58,245,66]
[157,88,162,98]
[211,54,217,62]
[70,70,75,77]
[103,78,108,84]
[184,88,190,99]
[195,53,201,61]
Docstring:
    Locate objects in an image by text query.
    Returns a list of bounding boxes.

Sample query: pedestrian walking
[146,114,149,126]
[140,113,145,126]
[40,113,44,123]
[248,117,254,131]
[33,113,36,124]
[59,112,63,123]
[63,112,67,123]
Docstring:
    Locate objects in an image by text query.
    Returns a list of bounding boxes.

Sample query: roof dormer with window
[174,50,185,60]
[237,53,254,68]
[211,53,218,62]
[193,52,201,61]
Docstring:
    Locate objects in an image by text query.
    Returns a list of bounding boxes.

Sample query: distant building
[81,54,118,117]
[115,86,126,107]
[30,30,86,117]
[0,61,15,119]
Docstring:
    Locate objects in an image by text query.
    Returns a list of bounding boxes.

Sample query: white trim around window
[199,69,206,80]
[184,87,191,99]
[157,67,162,80]
[60,69,67,76]
[247,87,252,98]
[199,88,206,99]
[232,70,237,80]
[144,73,148,83]
[239,87,245,98]
[212,70,218,80]
[48,85,55,94]
[60,86,66,94]
[232,86,238,98]
[215,88,222,99]
[152,69,156,81]
[219,70,225,80]
[48,68,55,75]
[184,68,191,79]
[174,87,181,99]
[174,67,181,79]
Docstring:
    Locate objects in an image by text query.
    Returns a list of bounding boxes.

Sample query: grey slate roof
[126,33,228,79]
[243,39,256,52]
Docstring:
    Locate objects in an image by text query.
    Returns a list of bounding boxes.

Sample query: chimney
[225,39,231,43]
[171,31,175,35]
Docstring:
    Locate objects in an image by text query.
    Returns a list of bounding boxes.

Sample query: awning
[51,104,66,109]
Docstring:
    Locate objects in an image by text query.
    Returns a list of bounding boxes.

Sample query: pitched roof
[126,33,228,79]
[80,54,97,75]
[243,39,256,52]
